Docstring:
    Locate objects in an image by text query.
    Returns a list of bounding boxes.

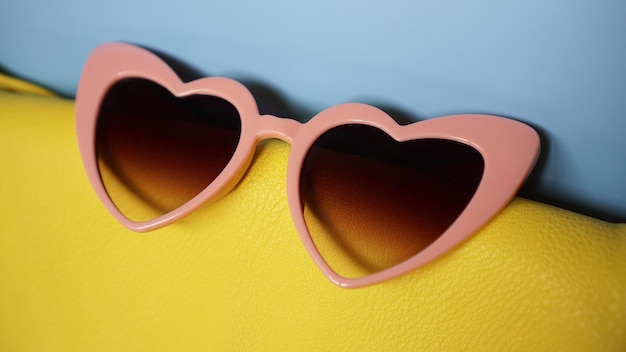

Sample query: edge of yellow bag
[1,73,625,351]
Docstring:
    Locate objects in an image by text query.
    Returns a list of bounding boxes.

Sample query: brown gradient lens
[96,78,241,222]
[301,124,484,278]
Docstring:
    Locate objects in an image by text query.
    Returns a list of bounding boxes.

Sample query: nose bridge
[257,114,303,144]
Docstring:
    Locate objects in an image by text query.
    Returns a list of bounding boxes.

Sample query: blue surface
[1,0,625,220]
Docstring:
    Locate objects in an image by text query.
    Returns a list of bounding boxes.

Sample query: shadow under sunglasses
[147,46,623,223]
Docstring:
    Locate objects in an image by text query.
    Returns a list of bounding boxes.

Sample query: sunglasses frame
[76,43,540,288]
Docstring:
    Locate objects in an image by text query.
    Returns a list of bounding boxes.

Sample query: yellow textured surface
[1,75,625,351]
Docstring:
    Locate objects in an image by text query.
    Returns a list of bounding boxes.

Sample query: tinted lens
[96,78,241,222]
[301,124,484,278]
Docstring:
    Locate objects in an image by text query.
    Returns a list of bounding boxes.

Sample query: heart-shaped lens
[96,78,242,222]
[300,124,484,278]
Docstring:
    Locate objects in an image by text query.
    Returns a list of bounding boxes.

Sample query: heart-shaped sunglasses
[76,43,540,288]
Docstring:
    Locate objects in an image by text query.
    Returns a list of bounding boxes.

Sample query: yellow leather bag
[1,73,625,351]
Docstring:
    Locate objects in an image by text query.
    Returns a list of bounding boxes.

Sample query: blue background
[1,0,624,220]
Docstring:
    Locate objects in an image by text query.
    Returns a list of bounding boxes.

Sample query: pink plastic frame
[76,43,540,288]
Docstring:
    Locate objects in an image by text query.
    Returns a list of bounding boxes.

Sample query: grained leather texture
[1,75,625,351]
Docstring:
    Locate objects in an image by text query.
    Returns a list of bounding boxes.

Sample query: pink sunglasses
[76,43,540,288]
